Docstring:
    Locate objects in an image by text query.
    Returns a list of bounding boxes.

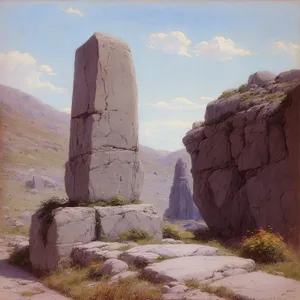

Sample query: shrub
[9,246,32,273]
[162,222,194,240]
[238,83,248,93]
[110,194,126,206]
[119,228,153,242]
[240,228,287,263]
[163,223,182,240]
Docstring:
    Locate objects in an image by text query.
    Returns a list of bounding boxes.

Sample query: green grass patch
[118,228,154,242]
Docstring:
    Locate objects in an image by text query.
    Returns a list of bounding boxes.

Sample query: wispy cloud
[145,97,208,109]
[63,7,84,17]
[40,64,56,76]
[274,41,300,57]
[147,31,252,60]
[0,50,66,93]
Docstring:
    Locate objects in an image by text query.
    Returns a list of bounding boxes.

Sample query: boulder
[29,207,96,273]
[95,204,162,241]
[276,69,300,83]
[164,158,200,221]
[95,258,129,277]
[183,75,300,242]
[65,32,144,204]
[247,71,276,87]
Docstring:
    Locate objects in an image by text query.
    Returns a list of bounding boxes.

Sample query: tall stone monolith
[65,32,143,203]
[164,158,200,220]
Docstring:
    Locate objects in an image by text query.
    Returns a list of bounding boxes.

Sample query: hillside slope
[0,85,192,226]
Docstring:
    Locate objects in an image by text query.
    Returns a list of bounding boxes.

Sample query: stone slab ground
[210,271,300,300]
[0,235,71,300]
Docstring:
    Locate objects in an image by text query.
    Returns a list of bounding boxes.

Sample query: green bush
[240,228,287,263]
[163,223,182,240]
[110,195,126,206]
[119,228,153,242]
[9,246,32,272]
[162,222,194,240]
[238,84,248,93]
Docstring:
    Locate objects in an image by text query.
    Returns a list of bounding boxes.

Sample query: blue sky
[0,1,299,151]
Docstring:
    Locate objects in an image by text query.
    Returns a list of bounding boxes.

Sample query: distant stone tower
[164,158,200,220]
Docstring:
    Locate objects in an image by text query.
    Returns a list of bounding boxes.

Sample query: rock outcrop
[183,69,300,243]
[65,32,143,204]
[164,158,200,220]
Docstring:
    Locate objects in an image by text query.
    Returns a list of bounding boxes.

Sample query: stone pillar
[65,32,143,203]
[164,158,200,220]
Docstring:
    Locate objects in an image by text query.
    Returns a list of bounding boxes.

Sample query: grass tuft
[118,228,153,242]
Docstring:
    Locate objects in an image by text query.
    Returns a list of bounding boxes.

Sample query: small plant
[119,228,153,242]
[117,245,133,251]
[200,284,236,299]
[37,197,70,246]
[9,246,32,273]
[217,90,236,100]
[185,279,201,289]
[238,83,248,93]
[154,255,172,262]
[162,222,194,240]
[163,223,182,240]
[240,228,287,263]
[110,194,126,206]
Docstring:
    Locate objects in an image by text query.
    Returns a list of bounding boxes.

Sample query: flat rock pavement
[210,271,300,300]
[143,255,255,284]
[0,235,71,300]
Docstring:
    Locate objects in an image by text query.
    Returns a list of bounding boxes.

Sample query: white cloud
[63,7,84,17]
[275,41,300,57]
[0,50,66,93]
[145,97,207,110]
[147,31,192,57]
[147,31,252,60]
[40,64,56,75]
[192,36,252,60]
[60,107,71,114]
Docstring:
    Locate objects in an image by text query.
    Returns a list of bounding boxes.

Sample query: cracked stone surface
[210,271,300,300]
[164,158,200,221]
[71,241,124,266]
[120,244,219,266]
[183,74,300,241]
[29,207,96,272]
[142,255,255,284]
[65,32,144,203]
[95,204,162,241]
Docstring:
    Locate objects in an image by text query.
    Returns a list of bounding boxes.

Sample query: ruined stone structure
[65,32,143,203]
[164,158,200,220]
[183,70,300,243]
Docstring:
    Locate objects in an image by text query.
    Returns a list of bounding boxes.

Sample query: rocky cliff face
[164,158,200,221]
[183,70,300,243]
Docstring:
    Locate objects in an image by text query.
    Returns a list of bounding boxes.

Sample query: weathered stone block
[95,204,162,241]
[29,207,96,272]
[65,150,143,202]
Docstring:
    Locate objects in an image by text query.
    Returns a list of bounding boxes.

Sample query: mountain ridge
[0,84,192,220]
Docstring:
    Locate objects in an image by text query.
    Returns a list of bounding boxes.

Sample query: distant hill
[0,84,192,221]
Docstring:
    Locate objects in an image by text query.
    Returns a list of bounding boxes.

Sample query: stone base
[95,204,162,241]
[29,207,96,273]
[29,204,162,272]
